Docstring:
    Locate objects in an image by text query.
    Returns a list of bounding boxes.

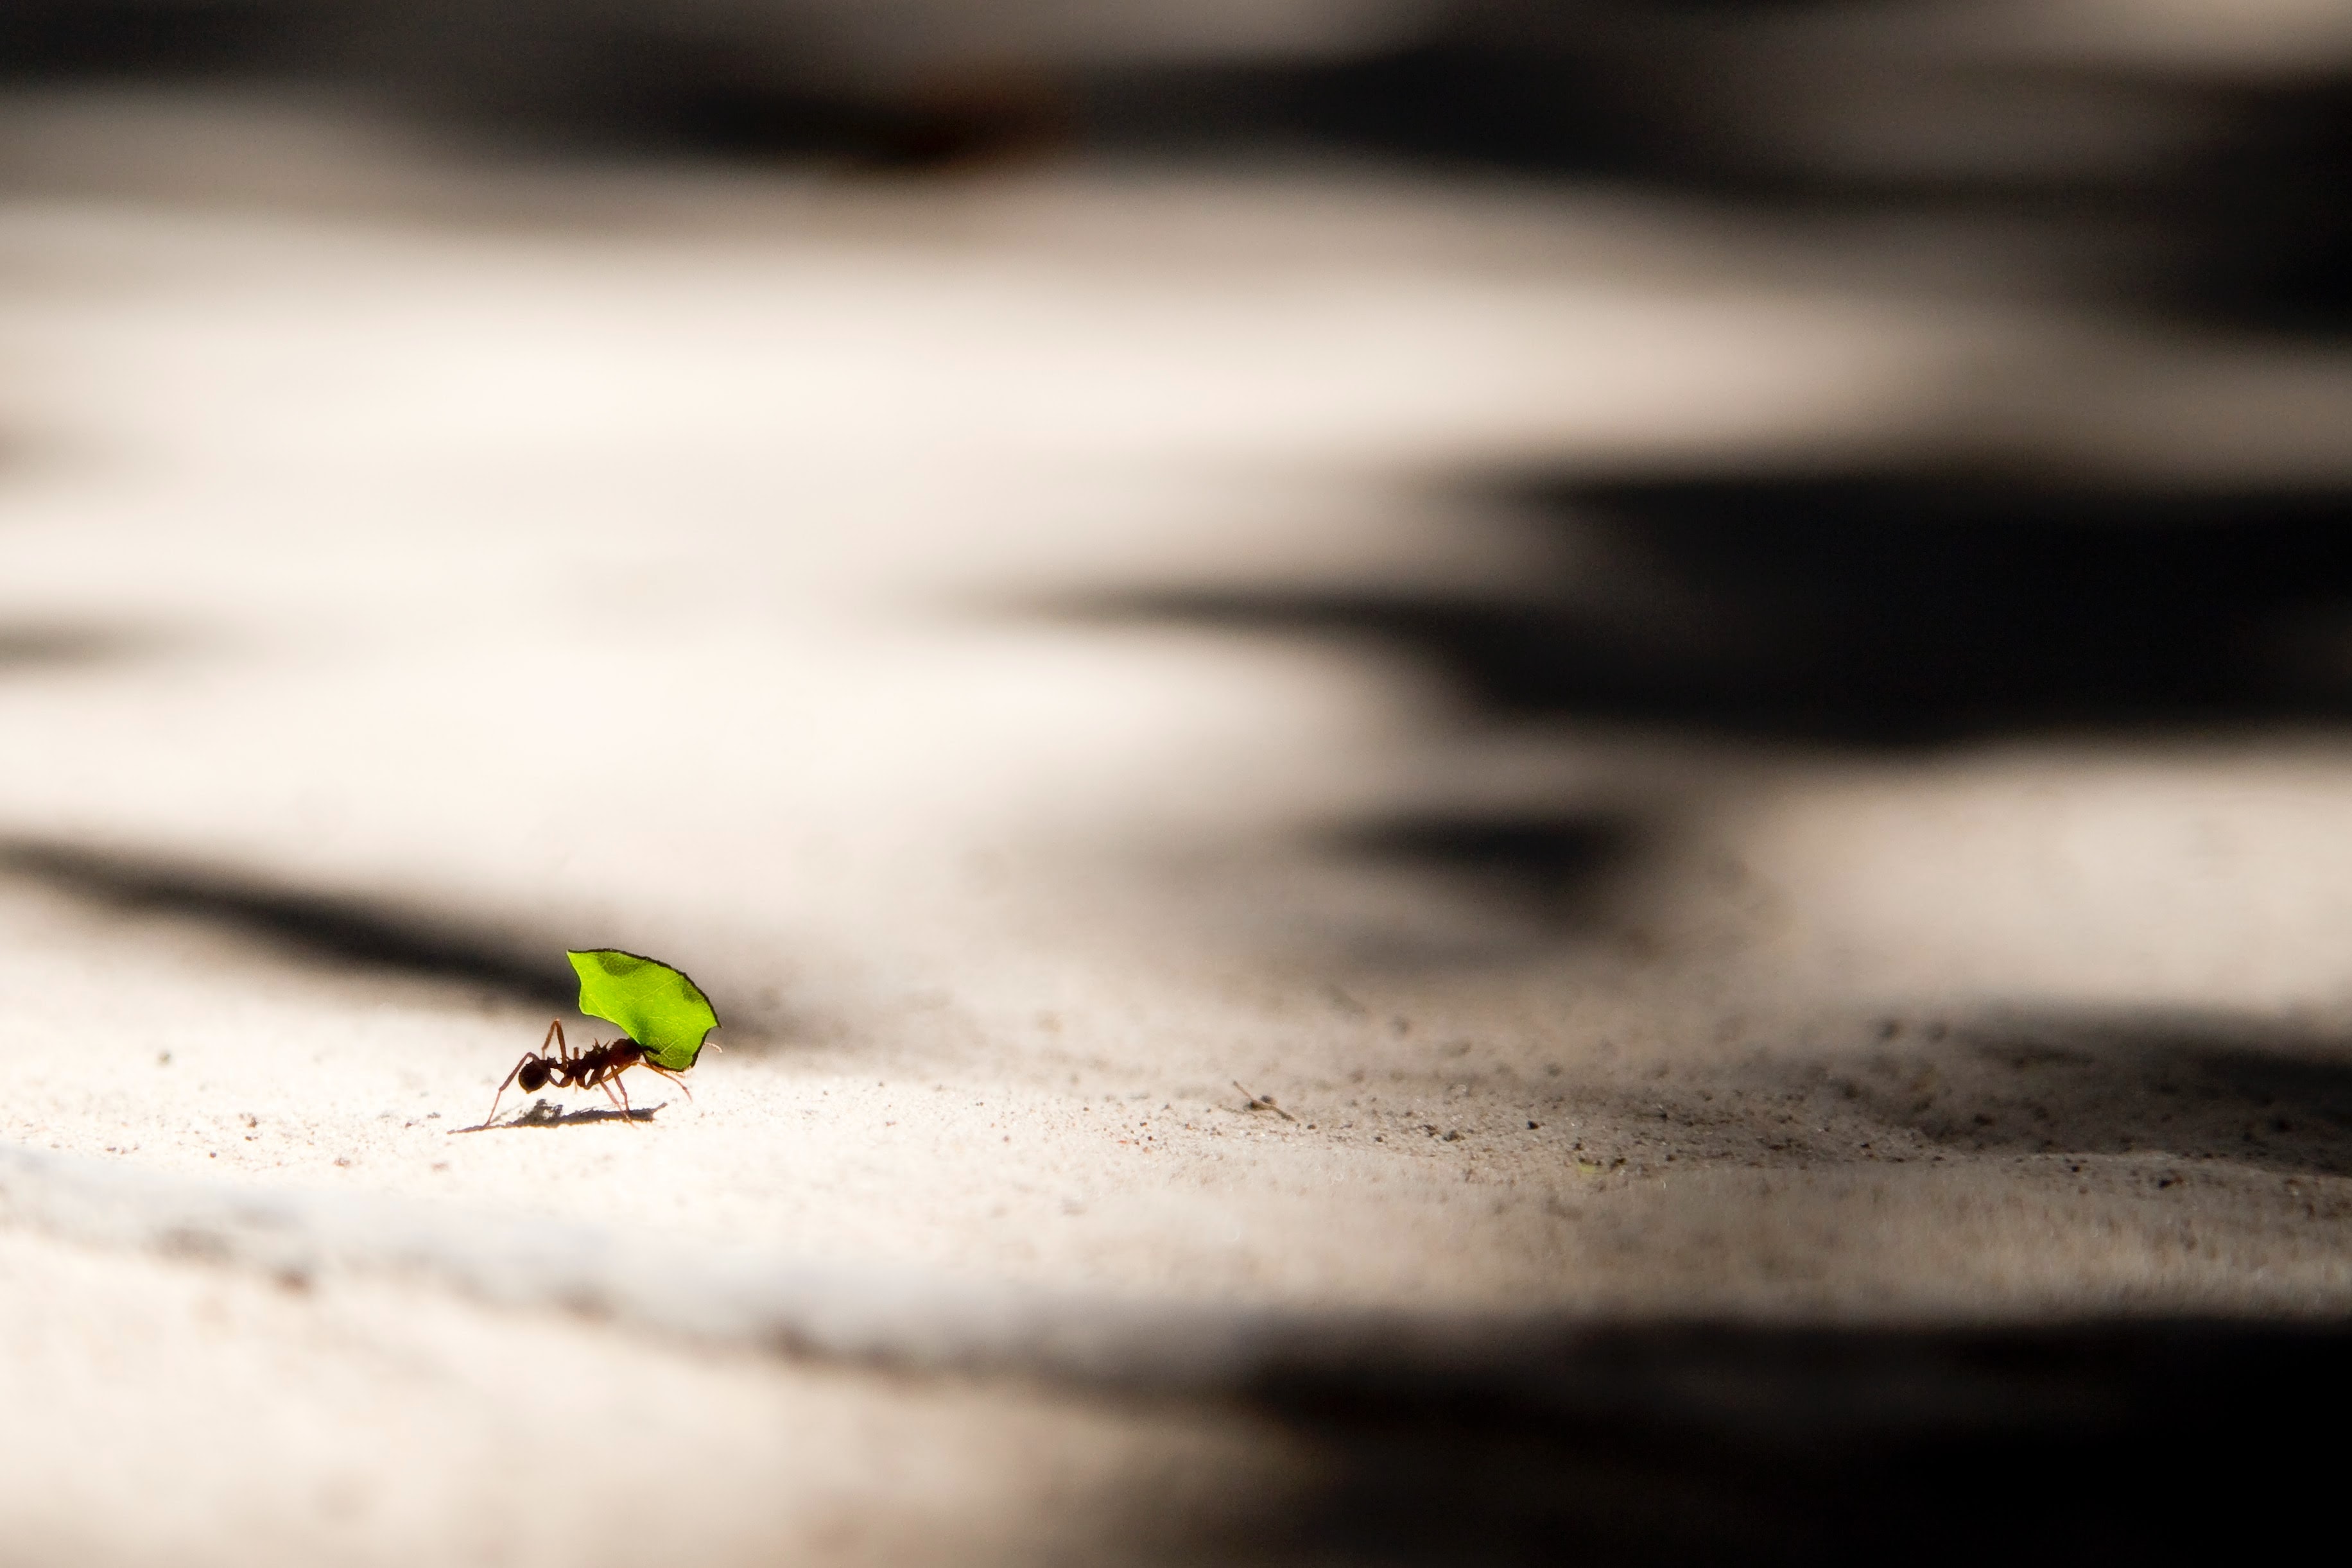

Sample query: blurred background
[3,1,2351,1564]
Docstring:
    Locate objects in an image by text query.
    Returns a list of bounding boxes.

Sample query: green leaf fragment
[567,948,719,1072]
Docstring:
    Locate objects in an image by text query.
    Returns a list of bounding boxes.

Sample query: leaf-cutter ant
[477,1020,693,1129]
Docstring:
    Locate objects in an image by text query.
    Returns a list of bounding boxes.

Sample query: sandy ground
[3,90,2352,1562]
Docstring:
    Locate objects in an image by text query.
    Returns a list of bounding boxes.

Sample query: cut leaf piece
[567,948,719,1072]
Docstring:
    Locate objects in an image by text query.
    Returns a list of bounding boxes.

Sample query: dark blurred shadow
[1823,1012,2352,1176]
[0,625,157,671]
[1555,1006,2352,1181]
[1320,811,1645,931]
[0,1,284,81]
[0,836,575,1008]
[1094,24,2352,334]
[2149,76,2352,334]
[1073,470,2352,747]
[6,2,2347,326]
[1160,1314,2352,1565]
[377,28,1073,171]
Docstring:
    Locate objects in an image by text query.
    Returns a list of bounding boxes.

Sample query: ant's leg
[643,1064,694,1103]
[576,1062,634,1125]
[480,1055,534,1129]
[591,1071,637,1127]
[542,1019,566,1058]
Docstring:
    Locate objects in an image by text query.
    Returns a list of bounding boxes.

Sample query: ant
[478,1020,693,1129]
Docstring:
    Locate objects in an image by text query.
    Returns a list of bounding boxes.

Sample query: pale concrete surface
[0,1225,1324,1568]
[3,92,2352,1562]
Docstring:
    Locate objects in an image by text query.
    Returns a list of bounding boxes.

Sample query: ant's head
[517,1058,554,1093]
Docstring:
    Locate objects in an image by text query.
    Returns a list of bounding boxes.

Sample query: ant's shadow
[454,1098,667,1132]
